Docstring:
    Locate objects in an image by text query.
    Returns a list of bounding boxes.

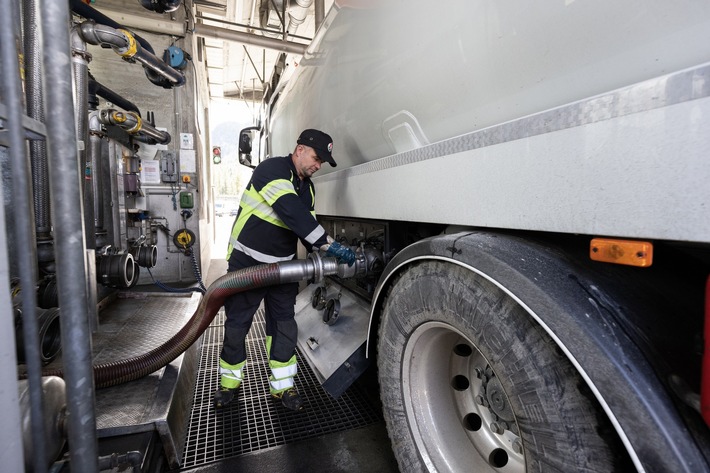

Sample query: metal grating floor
[181,309,383,469]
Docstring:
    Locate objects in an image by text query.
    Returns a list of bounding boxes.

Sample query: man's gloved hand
[325,241,356,266]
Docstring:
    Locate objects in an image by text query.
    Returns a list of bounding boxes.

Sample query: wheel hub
[481,369,517,429]
[401,321,525,472]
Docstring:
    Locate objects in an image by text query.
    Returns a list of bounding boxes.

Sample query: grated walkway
[181,309,383,469]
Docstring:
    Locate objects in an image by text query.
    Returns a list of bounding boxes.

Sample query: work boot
[213,387,238,408]
[272,387,304,411]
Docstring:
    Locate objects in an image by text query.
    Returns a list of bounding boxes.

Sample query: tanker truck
[236,1,710,472]
[2,0,710,471]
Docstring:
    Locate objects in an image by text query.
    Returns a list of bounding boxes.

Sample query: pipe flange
[125,112,142,134]
[116,29,138,58]
[323,297,341,326]
[71,47,93,62]
[308,251,324,283]
[311,286,327,309]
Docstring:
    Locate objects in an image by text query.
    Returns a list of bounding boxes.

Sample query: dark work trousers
[220,249,299,365]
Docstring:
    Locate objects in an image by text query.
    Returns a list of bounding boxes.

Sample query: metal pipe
[40,0,99,470]
[97,451,142,472]
[70,0,186,89]
[1,0,46,471]
[70,0,157,54]
[18,377,67,473]
[288,0,314,36]
[71,26,95,251]
[78,21,185,87]
[98,109,171,145]
[194,22,307,56]
[23,0,52,242]
[88,112,104,235]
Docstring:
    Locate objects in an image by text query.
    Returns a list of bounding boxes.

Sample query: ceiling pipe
[193,22,307,56]
[287,0,314,36]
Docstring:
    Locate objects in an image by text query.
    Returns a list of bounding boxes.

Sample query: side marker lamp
[590,238,653,267]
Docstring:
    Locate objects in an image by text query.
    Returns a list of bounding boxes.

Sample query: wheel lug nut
[490,422,503,434]
[475,395,485,405]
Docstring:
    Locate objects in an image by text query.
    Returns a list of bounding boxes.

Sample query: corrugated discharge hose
[38,255,339,388]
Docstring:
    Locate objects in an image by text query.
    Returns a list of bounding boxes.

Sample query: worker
[214,129,356,411]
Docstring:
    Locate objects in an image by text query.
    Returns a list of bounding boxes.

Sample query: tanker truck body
[238,1,710,472]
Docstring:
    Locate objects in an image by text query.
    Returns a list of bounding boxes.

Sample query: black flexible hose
[88,75,141,116]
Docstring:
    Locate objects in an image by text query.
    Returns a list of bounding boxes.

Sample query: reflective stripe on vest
[231,240,295,263]
[227,179,296,260]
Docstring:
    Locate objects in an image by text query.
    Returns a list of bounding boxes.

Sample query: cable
[190,250,207,293]
[146,266,204,294]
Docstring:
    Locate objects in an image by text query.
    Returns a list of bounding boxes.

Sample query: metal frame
[1,0,98,470]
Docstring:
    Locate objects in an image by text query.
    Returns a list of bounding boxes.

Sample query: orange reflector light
[590,238,653,267]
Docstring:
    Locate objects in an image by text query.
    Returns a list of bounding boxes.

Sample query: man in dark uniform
[214,129,356,411]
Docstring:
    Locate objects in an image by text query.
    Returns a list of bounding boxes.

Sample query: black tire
[377,260,626,473]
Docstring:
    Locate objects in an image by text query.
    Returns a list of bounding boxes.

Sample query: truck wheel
[377,260,624,473]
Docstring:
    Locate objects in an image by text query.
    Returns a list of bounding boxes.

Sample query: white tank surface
[272,0,710,163]
[269,0,710,242]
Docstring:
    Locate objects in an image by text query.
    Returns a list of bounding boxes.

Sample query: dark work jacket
[227,155,328,263]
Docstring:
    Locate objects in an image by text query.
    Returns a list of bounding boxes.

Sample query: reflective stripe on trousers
[220,358,245,389]
[269,355,297,394]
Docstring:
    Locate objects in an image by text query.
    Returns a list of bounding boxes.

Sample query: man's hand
[325,241,356,266]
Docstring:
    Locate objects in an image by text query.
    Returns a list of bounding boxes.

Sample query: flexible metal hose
[38,255,342,388]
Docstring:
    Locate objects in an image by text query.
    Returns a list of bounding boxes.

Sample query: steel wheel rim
[402,321,525,473]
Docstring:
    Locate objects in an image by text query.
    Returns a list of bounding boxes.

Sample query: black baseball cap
[297,129,336,167]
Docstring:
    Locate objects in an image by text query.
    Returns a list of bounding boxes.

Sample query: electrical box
[179,191,194,209]
[160,151,177,183]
